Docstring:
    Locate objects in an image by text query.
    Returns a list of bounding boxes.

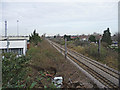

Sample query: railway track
[47,39,119,88]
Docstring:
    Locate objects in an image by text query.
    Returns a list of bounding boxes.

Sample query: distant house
[71,36,78,39]
[111,35,118,41]
[95,35,102,40]
[92,33,102,40]
[79,35,89,41]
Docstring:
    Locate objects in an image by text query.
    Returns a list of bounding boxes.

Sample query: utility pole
[65,38,67,59]
[5,21,7,37]
[17,20,19,36]
[98,38,101,56]
[7,37,10,53]
[60,37,62,53]
[5,20,9,52]
[0,41,2,89]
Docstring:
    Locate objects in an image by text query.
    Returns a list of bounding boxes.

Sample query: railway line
[47,39,119,88]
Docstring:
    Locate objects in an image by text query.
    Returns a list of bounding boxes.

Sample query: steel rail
[52,40,119,79]
[68,49,120,76]
[67,54,117,88]
[68,49,119,79]
[48,40,119,88]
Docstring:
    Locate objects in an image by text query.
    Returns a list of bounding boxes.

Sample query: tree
[29,30,41,45]
[54,35,56,38]
[64,34,71,41]
[101,28,112,45]
[89,35,96,42]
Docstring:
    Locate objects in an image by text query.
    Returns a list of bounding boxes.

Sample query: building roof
[0,36,29,41]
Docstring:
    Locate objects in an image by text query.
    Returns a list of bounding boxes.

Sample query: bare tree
[112,32,120,41]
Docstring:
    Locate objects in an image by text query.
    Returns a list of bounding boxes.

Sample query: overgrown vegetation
[2,30,43,88]
[26,39,68,88]
[2,40,58,88]
[70,42,118,70]
[52,36,118,70]
[2,53,31,88]
[26,39,95,88]
[89,35,96,42]
[29,30,42,45]
[51,29,118,70]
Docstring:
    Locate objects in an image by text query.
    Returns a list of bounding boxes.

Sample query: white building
[0,39,27,55]
[0,36,29,41]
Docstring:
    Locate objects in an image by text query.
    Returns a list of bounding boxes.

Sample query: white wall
[0,40,27,55]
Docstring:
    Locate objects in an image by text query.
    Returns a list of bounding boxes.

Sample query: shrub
[84,43,108,61]
[74,40,89,46]
[2,53,31,88]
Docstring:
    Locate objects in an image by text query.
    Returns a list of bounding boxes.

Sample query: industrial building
[0,20,29,55]
[0,36,29,41]
[0,36,29,55]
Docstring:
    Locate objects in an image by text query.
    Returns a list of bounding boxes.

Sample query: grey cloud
[1,2,118,36]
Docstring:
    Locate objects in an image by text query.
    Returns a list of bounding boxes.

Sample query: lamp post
[17,20,19,36]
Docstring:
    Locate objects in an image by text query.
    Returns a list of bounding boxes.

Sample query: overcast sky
[1,0,119,36]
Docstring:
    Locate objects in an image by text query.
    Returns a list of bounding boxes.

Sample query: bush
[2,53,31,88]
[101,42,108,48]
[85,44,99,58]
[84,43,107,61]
[74,40,89,46]
[73,46,85,55]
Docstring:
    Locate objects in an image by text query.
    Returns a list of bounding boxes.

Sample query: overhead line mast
[5,21,7,37]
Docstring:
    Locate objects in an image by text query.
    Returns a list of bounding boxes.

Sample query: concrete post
[98,39,101,56]
[0,36,2,89]
[65,38,67,59]
[7,37,9,53]
[5,21,7,37]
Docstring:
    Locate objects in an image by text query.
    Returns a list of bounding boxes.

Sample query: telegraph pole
[17,20,19,36]
[65,38,67,59]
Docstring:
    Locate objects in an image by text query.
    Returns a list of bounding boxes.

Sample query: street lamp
[17,20,19,36]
